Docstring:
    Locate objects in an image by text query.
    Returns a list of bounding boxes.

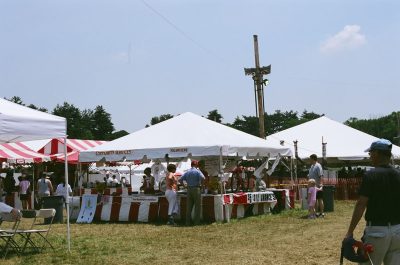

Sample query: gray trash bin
[42,195,64,223]
[322,185,335,212]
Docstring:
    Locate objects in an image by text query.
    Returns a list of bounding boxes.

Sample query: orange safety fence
[267,177,362,200]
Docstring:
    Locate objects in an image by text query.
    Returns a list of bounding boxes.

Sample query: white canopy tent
[0,98,71,251]
[0,98,65,143]
[264,116,400,162]
[79,112,292,163]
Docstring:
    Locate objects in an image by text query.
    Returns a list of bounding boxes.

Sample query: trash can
[41,195,64,223]
[289,189,295,209]
[272,190,286,214]
[323,185,335,212]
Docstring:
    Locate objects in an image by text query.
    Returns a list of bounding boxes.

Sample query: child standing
[307,179,321,219]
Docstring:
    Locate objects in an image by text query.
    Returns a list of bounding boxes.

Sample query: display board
[76,194,98,224]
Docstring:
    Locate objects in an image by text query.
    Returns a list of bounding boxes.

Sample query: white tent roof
[0,97,70,252]
[0,98,66,143]
[79,112,292,162]
[264,116,400,161]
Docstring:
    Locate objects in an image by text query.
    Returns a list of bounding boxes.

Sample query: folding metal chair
[17,208,56,253]
[0,212,22,258]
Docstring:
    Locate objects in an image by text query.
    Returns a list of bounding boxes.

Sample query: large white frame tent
[264,116,400,163]
[80,112,292,172]
[0,97,71,251]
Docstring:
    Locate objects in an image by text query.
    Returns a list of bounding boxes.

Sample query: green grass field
[2,200,363,265]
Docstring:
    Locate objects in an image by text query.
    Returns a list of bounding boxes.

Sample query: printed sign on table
[76,194,98,224]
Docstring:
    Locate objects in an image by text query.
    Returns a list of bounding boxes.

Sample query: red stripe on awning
[2,143,38,159]
[67,139,88,151]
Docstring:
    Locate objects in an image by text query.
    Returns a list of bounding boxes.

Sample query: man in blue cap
[344,139,400,264]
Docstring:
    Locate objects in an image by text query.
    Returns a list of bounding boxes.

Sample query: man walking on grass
[345,139,400,265]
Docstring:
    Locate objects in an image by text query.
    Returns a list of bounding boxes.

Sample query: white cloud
[320,25,366,53]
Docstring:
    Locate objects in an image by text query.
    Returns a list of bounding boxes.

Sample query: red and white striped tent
[0,142,53,163]
[24,138,107,163]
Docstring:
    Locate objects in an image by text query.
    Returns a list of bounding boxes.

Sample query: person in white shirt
[55,179,72,201]
[111,175,120,187]
[120,177,129,187]
[0,202,20,220]
[106,174,113,187]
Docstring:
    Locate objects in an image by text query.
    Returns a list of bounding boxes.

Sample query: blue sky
[1,0,399,133]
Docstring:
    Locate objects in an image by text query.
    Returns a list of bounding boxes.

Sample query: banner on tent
[95,150,132,156]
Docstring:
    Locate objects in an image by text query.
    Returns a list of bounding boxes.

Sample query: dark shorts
[316,190,324,199]
[20,194,30,200]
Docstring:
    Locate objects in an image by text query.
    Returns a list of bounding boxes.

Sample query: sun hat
[365,139,392,152]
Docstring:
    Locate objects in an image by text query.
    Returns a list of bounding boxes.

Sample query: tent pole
[219,147,229,222]
[290,157,293,189]
[129,164,132,189]
[64,137,71,252]
[78,162,82,196]
[31,164,35,209]
[219,147,224,195]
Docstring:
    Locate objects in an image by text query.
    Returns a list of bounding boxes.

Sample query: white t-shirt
[151,163,167,190]
[56,183,72,200]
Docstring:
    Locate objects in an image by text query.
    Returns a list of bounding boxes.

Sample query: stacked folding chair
[17,209,56,254]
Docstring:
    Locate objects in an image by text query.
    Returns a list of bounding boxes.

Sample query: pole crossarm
[244,35,271,139]
[244,65,271,76]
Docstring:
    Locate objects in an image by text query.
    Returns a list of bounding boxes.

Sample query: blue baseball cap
[365,139,392,152]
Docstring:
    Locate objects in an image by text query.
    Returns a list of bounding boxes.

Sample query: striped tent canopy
[24,138,107,164]
[0,142,52,163]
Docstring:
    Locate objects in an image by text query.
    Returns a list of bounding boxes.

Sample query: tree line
[5,96,400,144]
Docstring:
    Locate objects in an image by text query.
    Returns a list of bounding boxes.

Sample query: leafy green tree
[207,109,223,123]
[266,110,299,135]
[52,102,83,138]
[4,96,48,112]
[79,109,95,139]
[227,109,324,137]
[27,104,48,112]
[8,96,24,105]
[148,114,174,126]
[227,115,259,136]
[345,111,399,143]
[91,105,115,140]
[111,130,130,140]
[300,110,323,121]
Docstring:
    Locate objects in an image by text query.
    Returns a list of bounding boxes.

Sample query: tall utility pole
[244,35,271,139]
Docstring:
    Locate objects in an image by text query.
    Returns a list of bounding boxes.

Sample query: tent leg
[64,137,71,252]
